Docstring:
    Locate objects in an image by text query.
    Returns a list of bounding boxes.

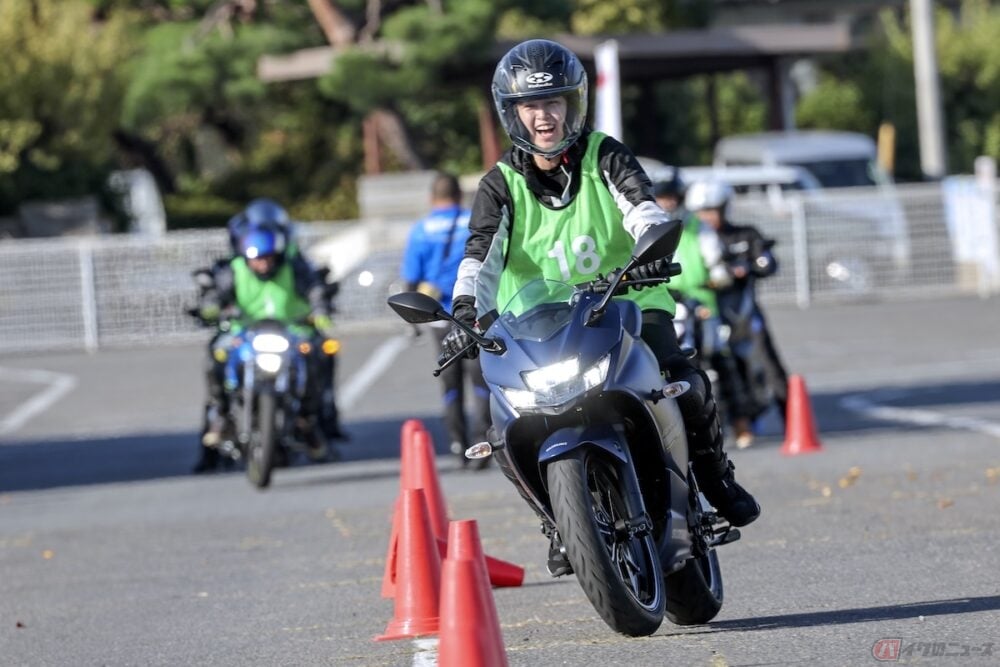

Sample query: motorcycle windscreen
[496,279,578,342]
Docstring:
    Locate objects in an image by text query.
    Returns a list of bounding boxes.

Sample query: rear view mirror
[387,292,447,324]
[632,219,682,265]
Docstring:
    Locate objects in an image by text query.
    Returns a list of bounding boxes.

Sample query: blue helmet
[244,198,290,227]
[239,224,287,279]
[228,198,291,255]
[227,212,249,254]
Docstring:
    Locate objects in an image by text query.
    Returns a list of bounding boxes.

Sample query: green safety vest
[231,257,312,325]
[496,132,674,315]
[671,213,718,316]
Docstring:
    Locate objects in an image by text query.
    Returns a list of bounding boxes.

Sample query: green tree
[795,0,1000,179]
[0,0,134,214]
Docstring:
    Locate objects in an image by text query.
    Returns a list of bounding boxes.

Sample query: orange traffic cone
[438,520,508,667]
[780,375,823,455]
[384,420,525,597]
[405,429,450,539]
[401,418,425,453]
[436,537,525,588]
[375,488,441,641]
[382,420,429,598]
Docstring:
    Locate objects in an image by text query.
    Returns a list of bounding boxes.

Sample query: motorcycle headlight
[252,333,289,353]
[503,355,610,410]
[674,302,689,320]
[255,353,283,374]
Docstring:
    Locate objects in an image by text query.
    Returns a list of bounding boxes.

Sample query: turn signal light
[298,342,312,355]
[322,339,341,355]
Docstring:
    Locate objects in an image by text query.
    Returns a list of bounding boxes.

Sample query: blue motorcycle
[388,224,740,636]
[216,319,329,488]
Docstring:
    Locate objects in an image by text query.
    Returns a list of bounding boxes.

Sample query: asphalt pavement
[1,296,999,666]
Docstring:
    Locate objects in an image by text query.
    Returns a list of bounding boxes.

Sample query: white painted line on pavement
[338,335,412,411]
[0,367,79,435]
[841,393,1000,440]
[411,637,439,666]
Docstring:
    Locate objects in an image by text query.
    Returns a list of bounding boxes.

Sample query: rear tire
[246,393,276,489]
[547,448,664,636]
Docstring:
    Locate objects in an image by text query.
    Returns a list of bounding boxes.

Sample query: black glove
[629,258,673,287]
[438,296,479,364]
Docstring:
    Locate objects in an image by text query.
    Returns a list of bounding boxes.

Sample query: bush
[163,194,241,230]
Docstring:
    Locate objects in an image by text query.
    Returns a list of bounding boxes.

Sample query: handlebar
[578,262,682,295]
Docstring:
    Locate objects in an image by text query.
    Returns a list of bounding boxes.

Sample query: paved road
[1,297,999,666]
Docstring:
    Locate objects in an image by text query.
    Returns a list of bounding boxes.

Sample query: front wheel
[547,448,665,636]
[246,393,277,489]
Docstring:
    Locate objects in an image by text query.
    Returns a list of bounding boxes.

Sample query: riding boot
[686,396,760,527]
[192,444,219,474]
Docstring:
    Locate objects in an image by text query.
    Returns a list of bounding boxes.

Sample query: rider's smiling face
[515,96,567,152]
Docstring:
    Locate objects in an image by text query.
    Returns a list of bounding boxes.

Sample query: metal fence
[0,183,996,354]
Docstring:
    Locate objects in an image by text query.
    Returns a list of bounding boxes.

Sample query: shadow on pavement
[685,595,1000,634]
[0,414,450,494]
[4,378,997,493]
[741,378,1000,448]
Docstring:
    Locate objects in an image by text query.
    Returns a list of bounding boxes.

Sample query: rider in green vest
[193,220,337,473]
[651,168,731,318]
[441,39,760,577]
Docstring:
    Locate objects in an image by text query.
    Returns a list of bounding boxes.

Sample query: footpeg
[708,526,741,547]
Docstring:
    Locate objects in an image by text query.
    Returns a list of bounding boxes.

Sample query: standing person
[686,180,790,432]
[441,39,759,576]
[401,172,491,468]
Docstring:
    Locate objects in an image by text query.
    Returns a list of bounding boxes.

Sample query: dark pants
[640,309,730,480]
[431,325,491,450]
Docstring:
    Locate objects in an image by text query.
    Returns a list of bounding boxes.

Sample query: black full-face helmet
[492,39,588,159]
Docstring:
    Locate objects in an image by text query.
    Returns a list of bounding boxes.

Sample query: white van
[713,130,893,189]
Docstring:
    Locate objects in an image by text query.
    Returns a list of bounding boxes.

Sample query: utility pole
[910,0,947,179]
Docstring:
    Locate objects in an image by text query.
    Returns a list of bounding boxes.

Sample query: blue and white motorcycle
[388,224,739,637]
[218,319,325,488]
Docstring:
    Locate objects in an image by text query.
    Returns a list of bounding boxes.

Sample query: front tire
[664,549,723,625]
[547,448,665,636]
[246,393,276,489]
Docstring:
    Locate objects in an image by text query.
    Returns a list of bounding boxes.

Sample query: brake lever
[433,340,478,377]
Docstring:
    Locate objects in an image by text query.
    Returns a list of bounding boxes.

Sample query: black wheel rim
[586,456,661,611]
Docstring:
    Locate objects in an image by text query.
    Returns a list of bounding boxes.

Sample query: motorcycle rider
[224,200,345,439]
[652,167,732,315]
[442,39,760,576]
[653,170,762,445]
[192,220,337,473]
[686,180,790,432]
[401,172,492,468]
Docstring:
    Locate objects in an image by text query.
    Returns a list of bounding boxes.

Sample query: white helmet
[686,180,733,211]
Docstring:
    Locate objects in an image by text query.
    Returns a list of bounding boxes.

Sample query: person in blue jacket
[401,172,491,467]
